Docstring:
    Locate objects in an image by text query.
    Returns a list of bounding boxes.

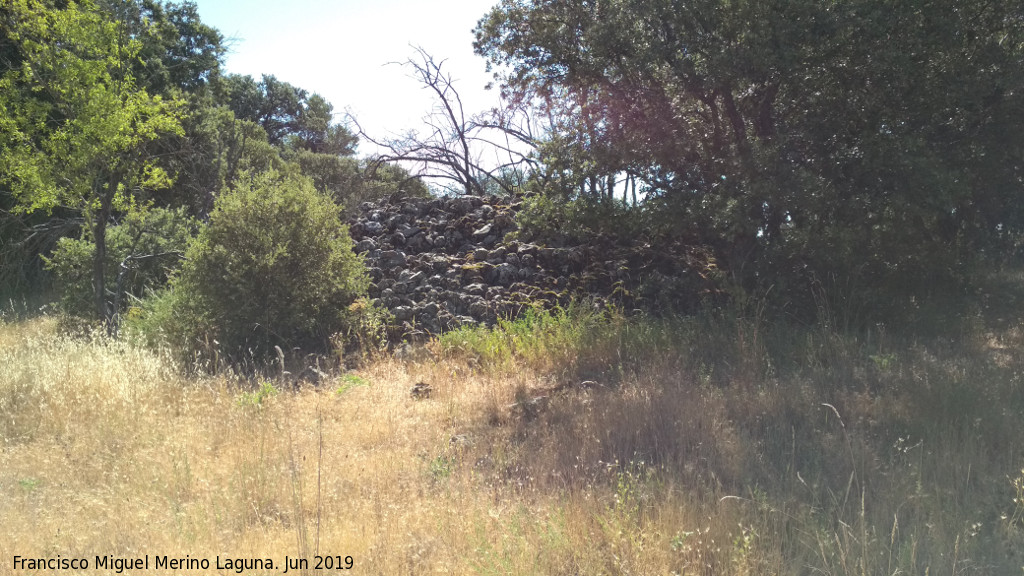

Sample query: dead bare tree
[352,47,540,196]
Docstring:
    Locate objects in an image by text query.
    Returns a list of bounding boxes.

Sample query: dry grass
[2,311,1024,575]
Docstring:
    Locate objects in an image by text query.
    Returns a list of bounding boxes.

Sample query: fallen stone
[472,223,493,238]
[354,239,377,253]
[379,250,407,268]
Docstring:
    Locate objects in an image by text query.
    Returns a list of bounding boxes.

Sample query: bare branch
[352,47,542,197]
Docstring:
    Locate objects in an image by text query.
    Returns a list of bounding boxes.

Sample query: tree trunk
[93,172,121,331]
[92,203,108,326]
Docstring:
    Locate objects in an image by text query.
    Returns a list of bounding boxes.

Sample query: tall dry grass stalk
[2,312,1023,574]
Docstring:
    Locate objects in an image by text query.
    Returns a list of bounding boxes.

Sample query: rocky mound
[349,195,713,337]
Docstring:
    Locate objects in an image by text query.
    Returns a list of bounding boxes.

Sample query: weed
[334,373,370,396]
[427,454,457,483]
[236,380,278,408]
[17,478,39,492]
[869,352,897,371]
[1011,469,1024,527]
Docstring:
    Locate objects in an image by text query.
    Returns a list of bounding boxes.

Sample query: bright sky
[193,0,502,156]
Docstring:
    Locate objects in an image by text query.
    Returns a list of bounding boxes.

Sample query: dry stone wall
[349,195,712,337]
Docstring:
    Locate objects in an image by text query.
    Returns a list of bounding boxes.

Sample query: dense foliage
[3,0,1024,346]
[0,0,424,342]
[475,0,1024,320]
[165,171,368,358]
[0,0,185,324]
[44,206,195,320]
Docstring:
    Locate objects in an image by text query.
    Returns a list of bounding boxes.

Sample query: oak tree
[475,0,1024,315]
[0,0,183,326]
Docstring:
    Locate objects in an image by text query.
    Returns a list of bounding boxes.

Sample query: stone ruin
[349,194,714,338]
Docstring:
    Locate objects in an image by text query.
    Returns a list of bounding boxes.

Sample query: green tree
[291,93,358,155]
[223,74,308,146]
[43,206,196,320]
[223,74,359,154]
[0,0,184,326]
[475,0,1024,317]
[95,0,224,96]
[152,97,295,216]
[286,150,429,213]
[93,0,227,216]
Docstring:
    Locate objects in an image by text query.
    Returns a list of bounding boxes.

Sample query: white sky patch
[193,0,502,156]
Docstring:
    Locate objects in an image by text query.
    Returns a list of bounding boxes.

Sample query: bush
[43,207,197,320]
[165,171,368,359]
[514,194,653,246]
[439,303,650,378]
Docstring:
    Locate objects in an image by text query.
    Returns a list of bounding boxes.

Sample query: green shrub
[166,170,368,359]
[439,303,656,378]
[43,207,196,320]
[514,194,652,246]
[236,380,279,408]
[121,285,191,351]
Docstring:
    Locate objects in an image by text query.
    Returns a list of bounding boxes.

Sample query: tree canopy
[4,0,1024,333]
[475,0,1024,313]
[222,73,358,153]
[0,0,184,323]
[0,0,414,328]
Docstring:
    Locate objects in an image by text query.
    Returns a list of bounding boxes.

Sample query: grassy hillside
[2,303,1023,574]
